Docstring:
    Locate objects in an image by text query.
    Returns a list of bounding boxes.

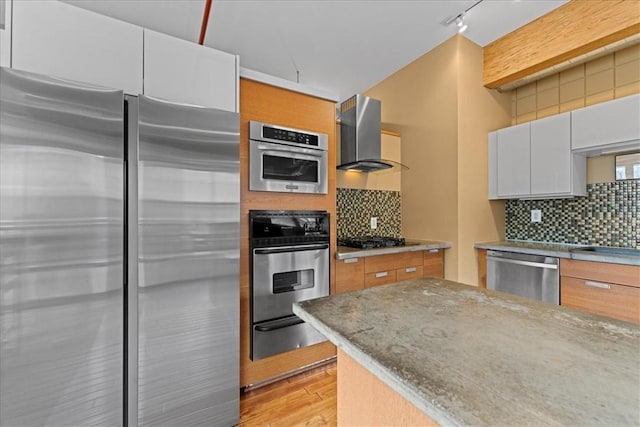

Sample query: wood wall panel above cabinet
[483,0,640,89]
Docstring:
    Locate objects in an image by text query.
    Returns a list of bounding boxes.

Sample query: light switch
[370,217,378,229]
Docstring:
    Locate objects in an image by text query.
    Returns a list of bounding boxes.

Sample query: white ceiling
[63,0,569,100]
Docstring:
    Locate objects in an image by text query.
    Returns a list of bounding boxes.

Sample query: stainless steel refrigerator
[0,66,240,426]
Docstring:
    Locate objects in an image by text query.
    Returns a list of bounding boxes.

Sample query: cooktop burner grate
[338,236,405,249]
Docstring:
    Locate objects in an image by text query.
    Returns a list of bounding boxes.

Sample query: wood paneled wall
[239,78,337,387]
[511,43,640,124]
[484,0,640,89]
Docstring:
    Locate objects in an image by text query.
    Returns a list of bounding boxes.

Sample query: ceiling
[63,0,569,100]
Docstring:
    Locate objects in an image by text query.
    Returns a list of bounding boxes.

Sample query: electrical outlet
[531,209,542,223]
[370,217,378,229]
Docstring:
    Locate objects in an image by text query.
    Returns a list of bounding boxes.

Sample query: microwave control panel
[249,121,327,151]
[262,125,319,146]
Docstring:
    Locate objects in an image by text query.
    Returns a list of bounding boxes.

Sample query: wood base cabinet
[560,259,640,324]
[336,249,444,294]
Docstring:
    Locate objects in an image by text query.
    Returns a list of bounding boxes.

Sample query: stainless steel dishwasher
[486,250,559,304]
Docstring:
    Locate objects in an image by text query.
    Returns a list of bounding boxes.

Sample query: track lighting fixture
[443,0,484,34]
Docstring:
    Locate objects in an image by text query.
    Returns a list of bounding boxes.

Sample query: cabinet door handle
[405,267,417,273]
[344,258,359,264]
[585,280,611,290]
[375,272,388,278]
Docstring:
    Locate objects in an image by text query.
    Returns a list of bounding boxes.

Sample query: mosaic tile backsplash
[337,188,401,239]
[506,180,639,248]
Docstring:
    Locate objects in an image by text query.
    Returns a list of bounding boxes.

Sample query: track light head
[456,16,467,33]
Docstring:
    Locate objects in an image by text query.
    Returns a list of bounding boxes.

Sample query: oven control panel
[250,210,329,246]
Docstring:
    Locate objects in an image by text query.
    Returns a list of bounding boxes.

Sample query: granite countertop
[475,240,640,266]
[293,278,640,426]
[337,239,451,260]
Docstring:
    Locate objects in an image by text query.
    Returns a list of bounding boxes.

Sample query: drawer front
[365,252,423,273]
[397,266,424,282]
[560,259,640,288]
[336,258,364,294]
[336,258,365,294]
[423,249,444,278]
[365,270,397,288]
[561,276,640,324]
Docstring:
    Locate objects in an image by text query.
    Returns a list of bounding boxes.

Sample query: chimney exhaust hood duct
[337,94,406,173]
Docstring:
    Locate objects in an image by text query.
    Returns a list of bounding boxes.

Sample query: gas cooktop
[338,236,406,249]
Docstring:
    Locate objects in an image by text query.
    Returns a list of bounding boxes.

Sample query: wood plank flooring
[239,362,337,426]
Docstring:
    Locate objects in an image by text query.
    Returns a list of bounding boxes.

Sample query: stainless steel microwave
[249,121,328,194]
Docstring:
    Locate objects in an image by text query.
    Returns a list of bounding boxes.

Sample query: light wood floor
[239,362,337,426]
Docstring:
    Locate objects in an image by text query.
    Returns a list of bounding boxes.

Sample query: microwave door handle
[258,145,324,158]
[254,244,329,255]
[255,317,304,332]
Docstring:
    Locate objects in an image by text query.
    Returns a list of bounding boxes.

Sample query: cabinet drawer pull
[428,249,439,253]
[375,272,388,278]
[405,267,417,273]
[344,258,358,264]
[585,280,611,290]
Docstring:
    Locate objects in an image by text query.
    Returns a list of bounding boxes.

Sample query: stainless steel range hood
[338,94,404,172]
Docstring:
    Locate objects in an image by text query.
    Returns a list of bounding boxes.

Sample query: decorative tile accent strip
[337,188,401,238]
[506,180,639,248]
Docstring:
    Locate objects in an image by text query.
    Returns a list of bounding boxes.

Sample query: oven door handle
[254,244,329,255]
[255,317,305,332]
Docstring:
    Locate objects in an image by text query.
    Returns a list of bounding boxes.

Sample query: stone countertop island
[293,278,640,426]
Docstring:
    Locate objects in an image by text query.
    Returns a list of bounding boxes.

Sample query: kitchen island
[293,278,640,426]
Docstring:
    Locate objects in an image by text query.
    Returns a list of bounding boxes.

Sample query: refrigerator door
[136,95,239,426]
[0,67,124,425]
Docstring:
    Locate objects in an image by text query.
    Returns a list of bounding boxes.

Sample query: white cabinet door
[531,113,571,195]
[497,122,530,198]
[12,1,143,94]
[144,29,238,112]
[488,131,498,199]
[571,94,640,152]
[0,0,11,67]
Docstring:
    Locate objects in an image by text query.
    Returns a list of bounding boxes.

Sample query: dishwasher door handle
[488,257,558,270]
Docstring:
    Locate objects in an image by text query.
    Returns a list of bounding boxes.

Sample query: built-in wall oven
[249,121,328,194]
[250,210,329,360]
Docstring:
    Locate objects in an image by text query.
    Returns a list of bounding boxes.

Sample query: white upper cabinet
[496,122,531,198]
[11,1,143,94]
[489,112,586,200]
[144,29,238,112]
[0,0,11,67]
[531,113,585,196]
[571,94,640,154]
